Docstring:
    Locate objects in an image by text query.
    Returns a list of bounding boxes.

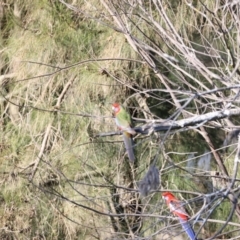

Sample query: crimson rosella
[162,192,197,240]
[112,103,136,162]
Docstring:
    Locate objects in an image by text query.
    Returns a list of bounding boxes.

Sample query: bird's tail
[179,219,197,240]
[123,132,135,162]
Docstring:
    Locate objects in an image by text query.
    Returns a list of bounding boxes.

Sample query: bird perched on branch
[112,103,136,162]
[162,192,197,240]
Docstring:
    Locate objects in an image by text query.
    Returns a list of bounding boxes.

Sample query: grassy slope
[0,0,239,239]
[0,1,120,239]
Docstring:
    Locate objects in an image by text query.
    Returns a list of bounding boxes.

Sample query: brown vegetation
[1,0,240,239]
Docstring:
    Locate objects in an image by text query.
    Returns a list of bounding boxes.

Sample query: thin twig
[29,124,52,181]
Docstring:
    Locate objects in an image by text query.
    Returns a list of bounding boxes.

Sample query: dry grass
[1,0,240,239]
[1,0,141,239]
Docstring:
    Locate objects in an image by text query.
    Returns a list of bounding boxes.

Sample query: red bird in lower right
[162,192,197,240]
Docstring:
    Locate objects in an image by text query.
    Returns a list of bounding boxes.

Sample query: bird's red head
[162,192,175,201]
[112,103,121,113]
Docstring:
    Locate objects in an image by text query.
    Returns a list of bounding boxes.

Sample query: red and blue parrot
[162,192,197,240]
[112,103,136,162]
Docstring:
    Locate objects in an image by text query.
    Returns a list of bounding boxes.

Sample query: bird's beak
[112,106,115,111]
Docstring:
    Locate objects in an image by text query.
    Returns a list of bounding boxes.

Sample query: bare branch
[96,108,240,137]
